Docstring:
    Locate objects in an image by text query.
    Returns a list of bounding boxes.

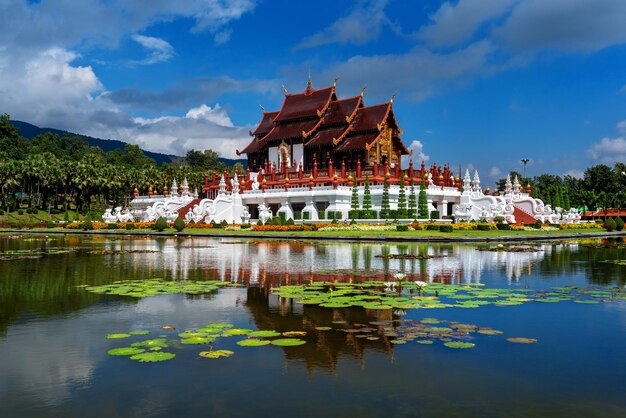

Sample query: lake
[0,234,625,418]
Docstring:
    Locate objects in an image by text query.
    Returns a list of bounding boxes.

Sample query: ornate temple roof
[250,111,278,137]
[272,85,335,123]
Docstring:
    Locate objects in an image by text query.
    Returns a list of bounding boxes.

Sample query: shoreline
[2,228,625,243]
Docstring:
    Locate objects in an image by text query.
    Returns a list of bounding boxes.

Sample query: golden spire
[333,76,340,87]
[360,84,367,97]
[390,92,397,103]
[282,84,288,95]
[306,70,313,91]
[259,104,266,112]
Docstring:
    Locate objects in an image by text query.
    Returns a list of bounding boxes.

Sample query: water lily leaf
[573,300,599,304]
[222,328,252,336]
[248,330,281,338]
[424,327,453,334]
[130,352,176,362]
[282,331,306,337]
[106,333,131,339]
[314,327,332,331]
[180,336,215,345]
[444,341,475,349]
[161,325,176,330]
[477,329,503,335]
[131,338,169,348]
[366,336,380,341]
[107,347,146,356]
[199,350,234,358]
[506,337,537,344]
[390,339,407,344]
[420,318,440,324]
[237,339,271,347]
[129,330,151,336]
[416,340,434,345]
[270,338,307,346]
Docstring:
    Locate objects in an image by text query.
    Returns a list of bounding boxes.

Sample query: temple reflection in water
[95,237,556,285]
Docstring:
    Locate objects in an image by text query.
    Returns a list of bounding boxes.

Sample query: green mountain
[11,120,246,167]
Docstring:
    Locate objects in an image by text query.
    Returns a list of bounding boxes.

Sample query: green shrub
[426,224,439,231]
[604,217,617,232]
[430,210,440,220]
[350,219,357,225]
[496,223,511,230]
[439,225,453,233]
[0,209,4,215]
[46,221,55,229]
[154,217,167,232]
[294,211,302,220]
[220,219,228,228]
[173,217,185,232]
[279,212,286,222]
[493,216,505,223]
[240,224,251,229]
[257,219,263,226]
[64,211,70,222]
[534,219,543,229]
[107,223,120,230]
[477,224,492,231]
[615,216,624,231]
[17,209,24,215]
[396,224,409,231]
[126,223,136,230]
[349,209,361,219]
[302,211,310,220]
[285,218,295,225]
[82,220,94,231]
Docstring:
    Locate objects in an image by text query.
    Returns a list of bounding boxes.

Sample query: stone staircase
[176,198,201,220]
[513,205,537,226]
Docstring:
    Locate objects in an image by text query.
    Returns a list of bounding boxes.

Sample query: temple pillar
[441,200,448,217]
[357,159,362,179]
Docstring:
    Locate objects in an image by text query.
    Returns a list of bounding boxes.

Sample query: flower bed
[251,225,316,232]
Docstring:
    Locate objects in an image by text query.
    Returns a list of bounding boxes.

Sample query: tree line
[0,114,238,214]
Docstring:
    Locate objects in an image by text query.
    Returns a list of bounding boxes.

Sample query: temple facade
[238,80,408,173]
[105,79,580,226]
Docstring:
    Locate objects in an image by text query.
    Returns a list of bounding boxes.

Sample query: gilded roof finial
[259,104,266,112]
[390,91,397,103]
[333,76,340,87]
[360,84,367,97]
[306,70,312,90]
[282,84,288,95]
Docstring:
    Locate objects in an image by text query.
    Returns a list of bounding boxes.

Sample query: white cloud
[489,166,502,177]
[213,29,232,46]
[417,0,517,48]
[319,40,495,101]
[131,35,174,65]
[494,0,626,52]
[564,169,584,179]
[407,140,429,162]
[588,136,626,163]
[296,0,390,49]
[185,103,234,127]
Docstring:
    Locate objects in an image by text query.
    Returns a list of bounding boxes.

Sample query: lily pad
[237,339,271,347]
[477,329,503,335]
[506,337,537,344]
[105,333,132,339]
[416,340,434,345]
[314,327,332,331]
[222,328,252,336]
[180,336,215,345]
[248,330,281,338]
[270,338,307,347]
[128,330,151,336]
[282,331,306,337]
[444,341,475,349]
[129,352,176,362]
[107,347,146,356]
[199,350,234,359]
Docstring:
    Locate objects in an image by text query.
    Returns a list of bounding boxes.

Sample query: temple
[238,79,409,173]
[104,79,581,226]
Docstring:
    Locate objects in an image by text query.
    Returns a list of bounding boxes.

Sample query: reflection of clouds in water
[0,289,248,408]
[0,316,98,406]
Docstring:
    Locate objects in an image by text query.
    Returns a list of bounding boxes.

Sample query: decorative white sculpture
[258,202,273,225]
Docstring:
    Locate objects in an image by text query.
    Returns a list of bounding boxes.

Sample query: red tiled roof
[305,126,350,148]
[336,132,382,152]
[261,119,320,143]
[320,96,362,126]
[350,103,391,133]
[237,137,265,155]
[251,111,278,136]
[273,86,335,123]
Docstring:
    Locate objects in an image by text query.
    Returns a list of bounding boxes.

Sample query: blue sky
[1,0,626,185]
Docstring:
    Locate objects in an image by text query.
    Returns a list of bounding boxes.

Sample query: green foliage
[107,223,119,230]
[173,216,185,232]
[534,219,543,229]
[496,223,511,230]
[154,216,167,232]
[363,174,372,210]
[408,181,417,217]
[477,224,493,231]
[381,177,390,213]
[396,224,409,231]
[81,220,93,231]
[351,179,359,210]
[17,209,24,215]
[285,217,295,225]
[439,225,453,232]
[418,181,428,218]
[126,223,136,230]
[397,175,407,217]
[493,216,505,223]
[615,216,624,231]
[430,210,440,220]
[604,217,617,232]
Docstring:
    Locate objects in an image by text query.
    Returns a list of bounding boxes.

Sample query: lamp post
[521,159,529,179]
